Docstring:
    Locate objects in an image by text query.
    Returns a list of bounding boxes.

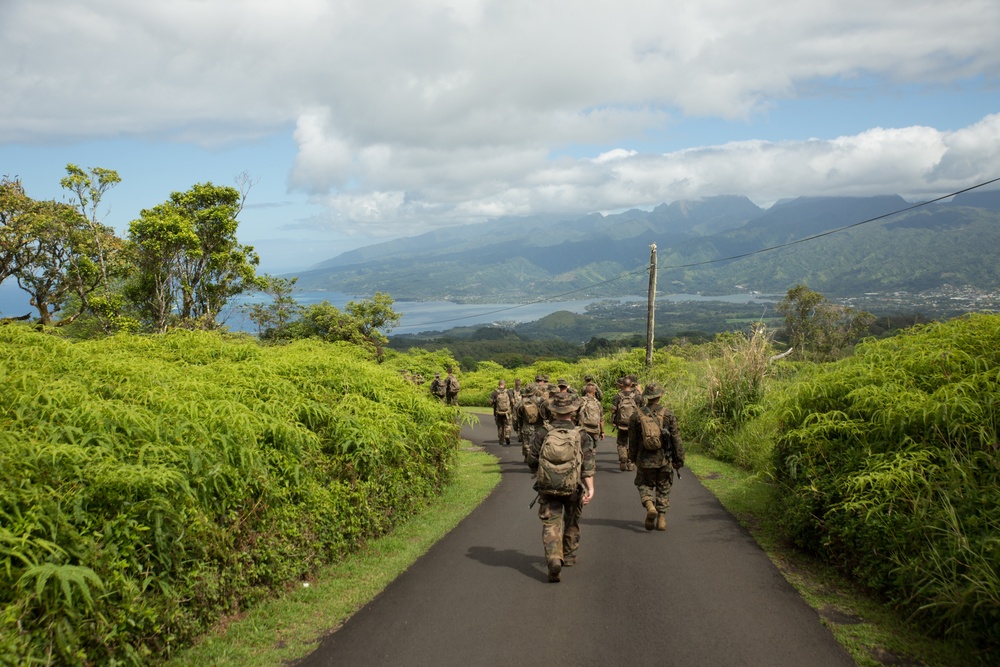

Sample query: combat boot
[644,501,657,531]
[547,558,563,582]
[620,461,629,471]
[656,512,667,531]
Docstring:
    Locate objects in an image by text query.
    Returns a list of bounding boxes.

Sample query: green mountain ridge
[291,191,1000,301]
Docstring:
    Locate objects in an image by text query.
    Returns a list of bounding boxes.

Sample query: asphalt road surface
[297,418,855,667]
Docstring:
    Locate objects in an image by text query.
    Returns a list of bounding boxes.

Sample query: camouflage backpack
[615,392,637,429]
[536,426,582,496]
[579,396,603,432]
[522,399,542,425]
[637,407,663,451]
[494,390,511,415]
[447,376,460,393]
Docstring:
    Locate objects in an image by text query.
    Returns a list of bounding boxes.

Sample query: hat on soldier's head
[549,393,580,415]
[535,374,543,382]
[584,374,594,382]
[435,372,441,377]
[542,374,550,382]
[522,382,537,396]
[643,382,664,399]
[584,382,597,392]
[557,378,568,388]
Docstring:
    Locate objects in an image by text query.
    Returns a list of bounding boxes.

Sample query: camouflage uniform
[445,371,460,406]
[430,373,446,401]
[627,382,685,531]
[527,395,596,582]
[517,384,545,461]
[612,383,645,470]
[489,383,514,446]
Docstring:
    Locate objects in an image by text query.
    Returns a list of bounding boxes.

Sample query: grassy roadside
[684,448,986,667]
[166,444,500,667]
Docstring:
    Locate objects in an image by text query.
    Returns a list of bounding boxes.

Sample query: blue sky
[3,0,999,274]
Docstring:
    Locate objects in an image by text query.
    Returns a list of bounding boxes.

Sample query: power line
[394,177,1000,331]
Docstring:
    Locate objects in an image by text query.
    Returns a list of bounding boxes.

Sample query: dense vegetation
[772,316,1000,650]
[0,326,460,664]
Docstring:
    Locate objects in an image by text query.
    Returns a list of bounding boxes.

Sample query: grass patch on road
[166,446,500,667]
[685,449,987,667]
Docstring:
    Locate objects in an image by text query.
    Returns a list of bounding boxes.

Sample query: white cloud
[2,0,999,237]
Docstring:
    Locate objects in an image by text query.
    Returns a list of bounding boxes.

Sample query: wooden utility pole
[645,243,657,366]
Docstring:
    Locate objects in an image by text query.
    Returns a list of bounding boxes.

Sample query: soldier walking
[611,376,644,471]
[527,394,595,583]
[516,383,545,462]
[429,372,447,401]
[445,369,461,406]
[490,380,514,446]
[627,382,684,531]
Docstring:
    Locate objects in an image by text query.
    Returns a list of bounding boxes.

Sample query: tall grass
[0,326,460,665]
[772,314,1000,652]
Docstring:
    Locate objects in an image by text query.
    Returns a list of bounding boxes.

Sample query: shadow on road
[465,546,545,582]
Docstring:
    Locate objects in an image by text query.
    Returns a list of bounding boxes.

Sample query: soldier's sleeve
[578,431,596,478]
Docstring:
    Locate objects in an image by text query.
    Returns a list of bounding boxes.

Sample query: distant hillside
[290,191,1000,301]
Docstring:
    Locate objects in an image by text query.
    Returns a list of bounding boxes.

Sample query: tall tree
[59,164,129,331]
[0,177,36,287]
[10,200,99,326]
[127,182,261,332]
[775,284,874,361]
[169,182,261,326]
[126,204,199,333]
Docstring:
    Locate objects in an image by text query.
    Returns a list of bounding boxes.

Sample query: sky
[3,0,999,274]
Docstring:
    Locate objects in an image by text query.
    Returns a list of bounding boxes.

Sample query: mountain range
[291,189,1000,302]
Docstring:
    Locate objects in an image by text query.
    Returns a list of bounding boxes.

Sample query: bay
[1,282,775,335]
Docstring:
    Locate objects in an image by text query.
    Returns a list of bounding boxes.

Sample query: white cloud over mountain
[3,0,999,238]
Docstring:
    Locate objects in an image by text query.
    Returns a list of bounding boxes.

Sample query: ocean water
[1,282,773,335]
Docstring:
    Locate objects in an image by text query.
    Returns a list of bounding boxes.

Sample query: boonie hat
[549,393,580,414]
[522,383,537,396]
[557,378,568,387]
[643,382,664,399]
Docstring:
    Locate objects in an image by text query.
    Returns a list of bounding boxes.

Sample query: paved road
[297,419,855,667]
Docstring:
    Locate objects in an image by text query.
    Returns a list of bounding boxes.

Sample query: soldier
[583,374,603,401]
[611,376,645,471]
[445,368,461,406]
[430,372,447,401]
[517,382,545,461]
[527,393,595,583]
[578,382,605,443]
[490,380,514,446]
[510,379,523,437]
[627,382,684,531]
[413,373,425,385]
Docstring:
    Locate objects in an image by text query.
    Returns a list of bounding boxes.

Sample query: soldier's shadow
[465,546,546,582]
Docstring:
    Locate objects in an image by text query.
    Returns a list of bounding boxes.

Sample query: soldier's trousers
[494,412,512,444]
[615,428,629,464]
[634,465,673,513]
[446,393,459,406]
[538,491,584,565]
[520,423,537,461]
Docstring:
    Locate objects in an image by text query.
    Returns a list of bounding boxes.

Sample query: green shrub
[0,326,460,664]
[772,314,1000,652]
